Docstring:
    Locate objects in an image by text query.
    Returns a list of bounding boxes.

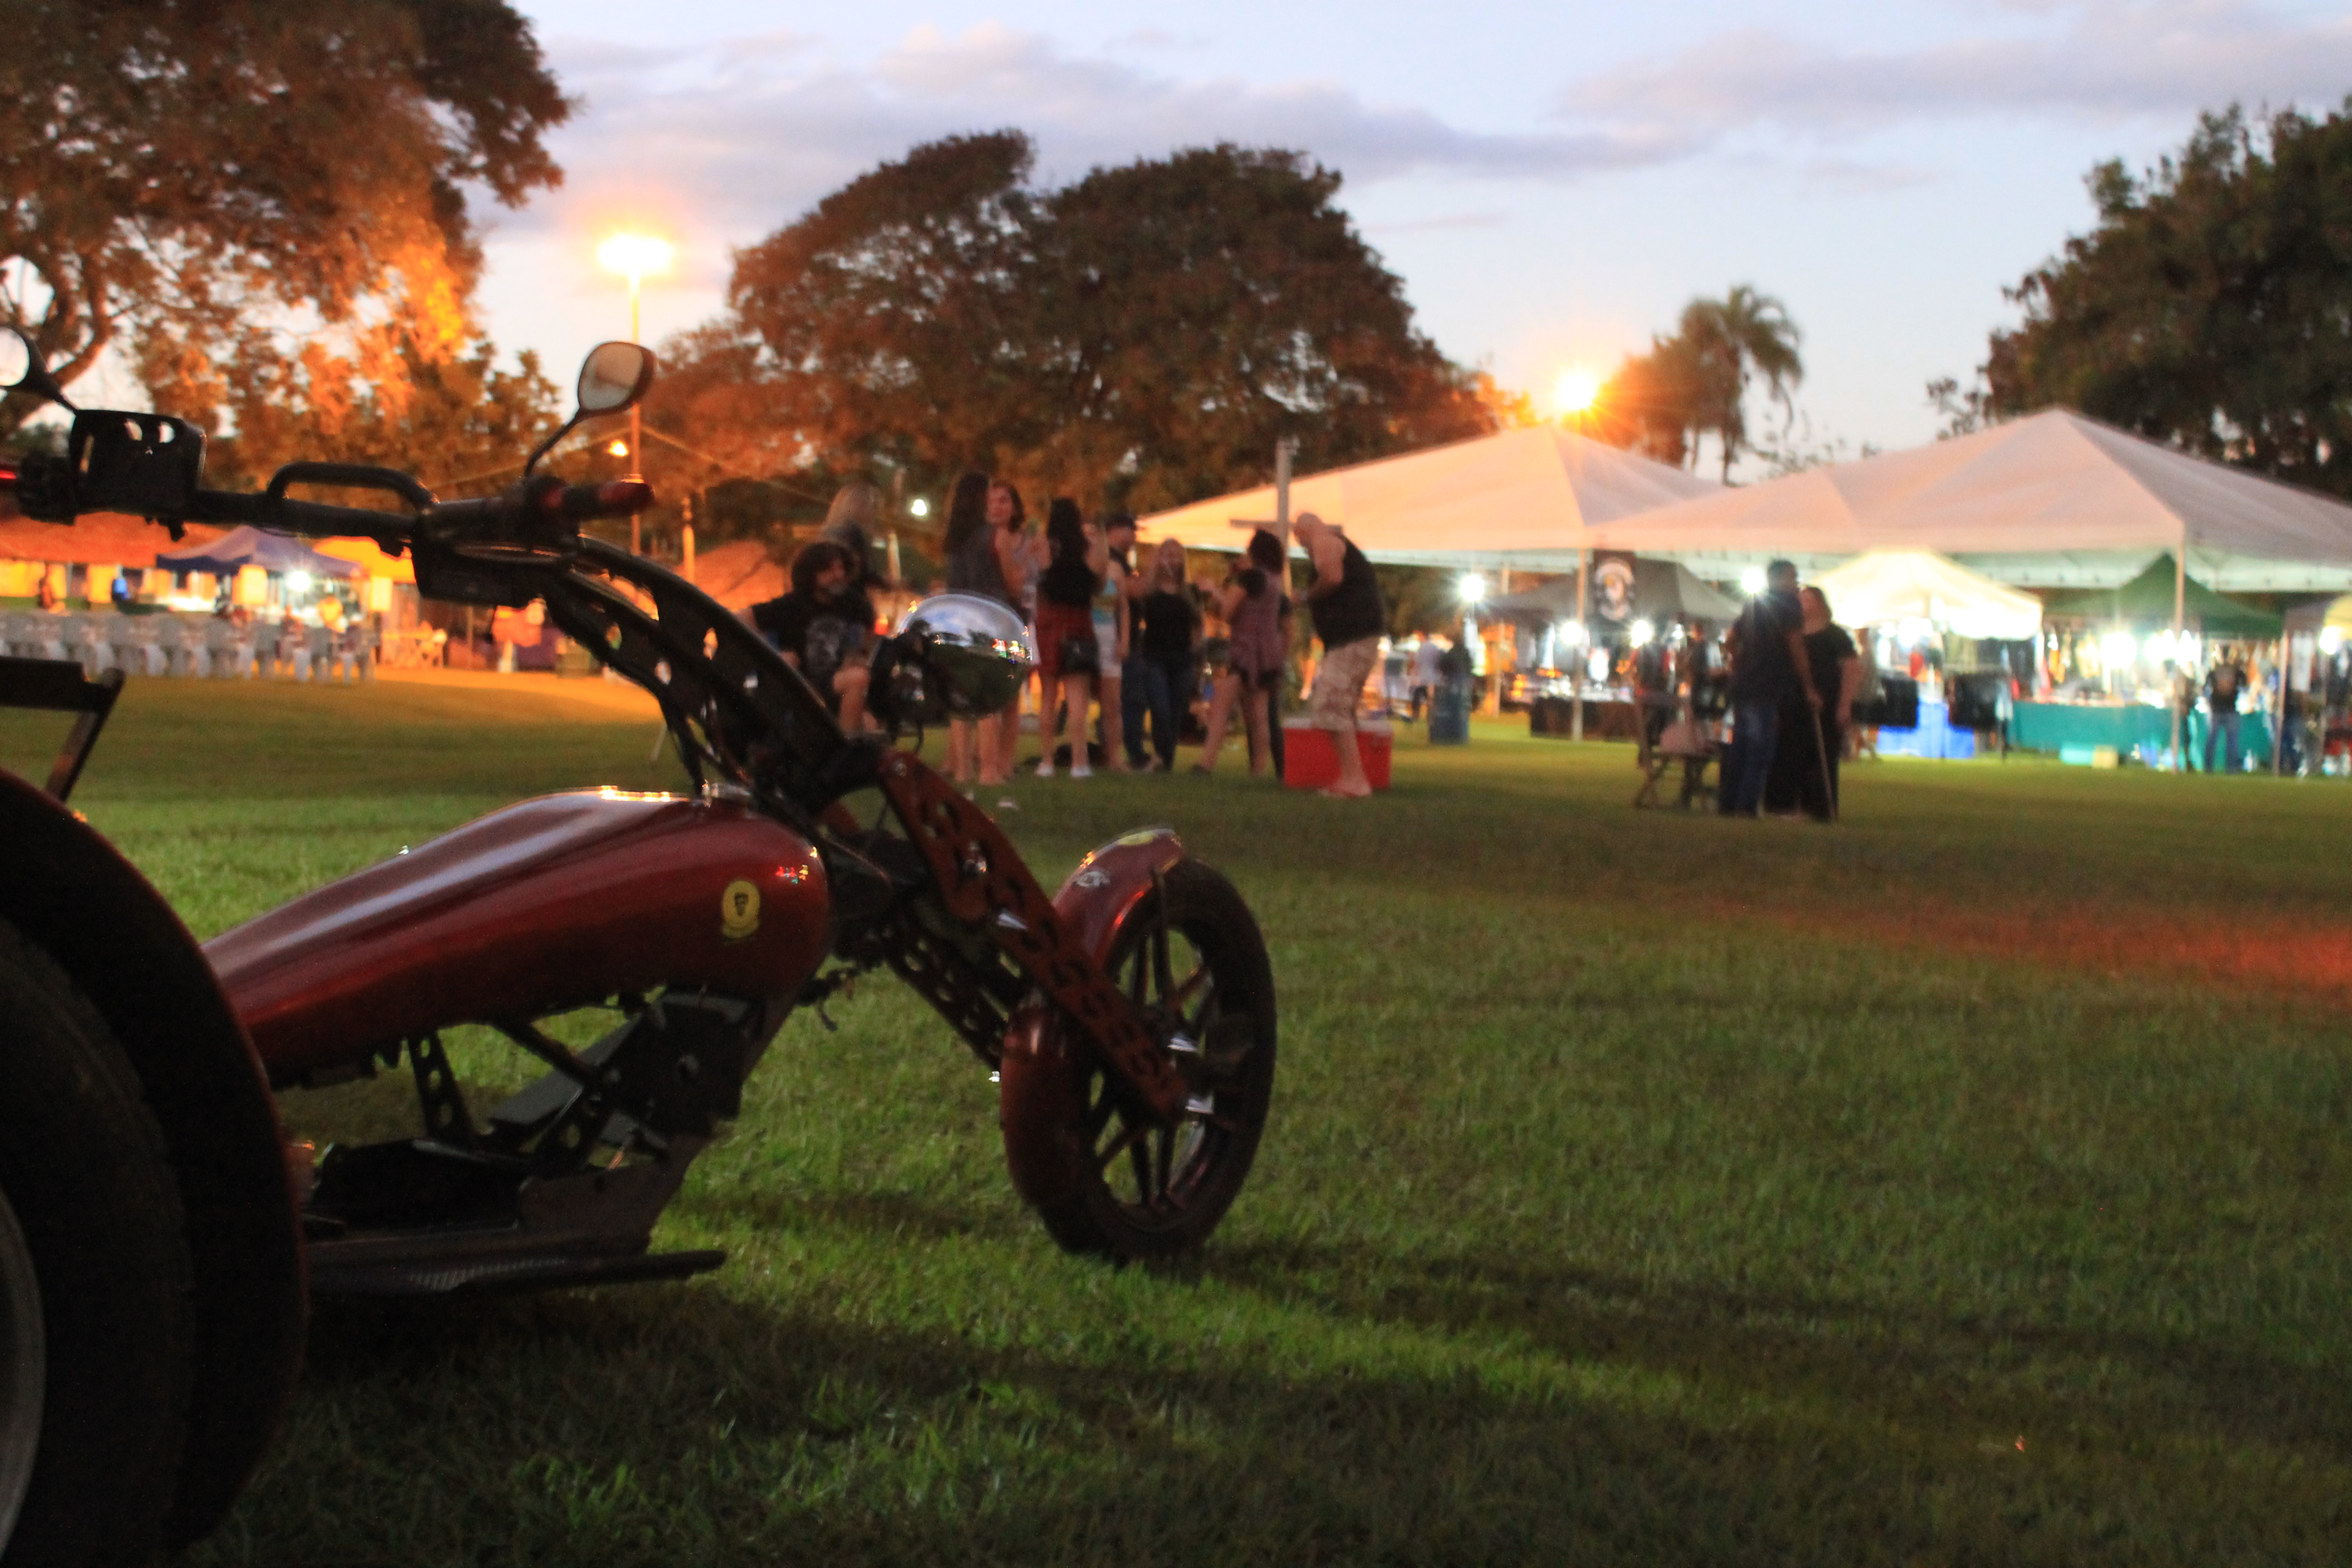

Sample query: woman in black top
[1766,585,1863,820]
[1033,498,1102,777]
[1130,538,1200,771]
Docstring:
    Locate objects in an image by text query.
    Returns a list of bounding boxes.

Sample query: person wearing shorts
[1295,513,1384,798]
[1196,529,1288,776]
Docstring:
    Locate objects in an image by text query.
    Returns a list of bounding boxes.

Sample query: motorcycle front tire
[0,918,194,1568]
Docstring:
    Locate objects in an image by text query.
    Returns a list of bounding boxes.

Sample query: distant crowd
[747,478,1391,799]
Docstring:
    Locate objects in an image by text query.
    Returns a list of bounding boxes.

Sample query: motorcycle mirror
[523,341,660,478]
[0,326,78,412]
[576,341,656,415]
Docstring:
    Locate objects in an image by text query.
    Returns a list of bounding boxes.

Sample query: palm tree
[1675,285,1804,481]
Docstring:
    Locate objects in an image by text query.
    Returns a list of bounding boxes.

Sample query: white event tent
[1583,408,2352,592]
[1135,424,1718,570]
[1812,551,2043,640]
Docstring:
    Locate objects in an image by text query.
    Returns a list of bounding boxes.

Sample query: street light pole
[626,268,643,486]
[597,232,673,551]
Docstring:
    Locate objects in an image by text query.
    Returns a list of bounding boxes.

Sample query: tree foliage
[1983,104,2352,497]
[675,132,1491,514]
[0,0,570,454]
[203,331,559,494]
[1593,285,1804,479]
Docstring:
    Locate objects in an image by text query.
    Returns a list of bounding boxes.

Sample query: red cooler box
[1281,718,1393,791]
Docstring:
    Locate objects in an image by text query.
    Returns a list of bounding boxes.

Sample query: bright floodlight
[1458,573,1487,605]
[1630,618,1654,647]
[1740,566,1768,596]
[1551,367,1601,417]
[2323,626,2345,656]
[285,570,311,594]
[2100,630,2138,669]
[597,232,673,282]
[909,497,930,518]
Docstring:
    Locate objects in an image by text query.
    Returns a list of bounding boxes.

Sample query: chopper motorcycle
[0,337,1276,1563]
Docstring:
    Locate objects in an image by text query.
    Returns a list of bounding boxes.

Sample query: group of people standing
[1718,558,1865,822]
[748,471,1389,799]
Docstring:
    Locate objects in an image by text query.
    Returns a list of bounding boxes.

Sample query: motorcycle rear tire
[999,858,1276,1261]
[0,919,194,1568]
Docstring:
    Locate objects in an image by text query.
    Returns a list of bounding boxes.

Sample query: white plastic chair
[73,616,117,677]
[27,613,70,662]
[126,616,168,677]
[198,618,236,678]
[283,624,325,682]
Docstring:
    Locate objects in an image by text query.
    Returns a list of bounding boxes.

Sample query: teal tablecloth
[2012,703,2272,769]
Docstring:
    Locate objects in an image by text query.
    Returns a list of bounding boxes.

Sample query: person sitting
[751,540,873,729]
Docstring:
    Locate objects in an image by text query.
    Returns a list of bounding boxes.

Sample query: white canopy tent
[1135,424,1718,569]
[1811,550,2043,640]
[1582,407,2352,592]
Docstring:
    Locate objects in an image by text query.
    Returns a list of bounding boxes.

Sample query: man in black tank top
[1296,513,1385,797]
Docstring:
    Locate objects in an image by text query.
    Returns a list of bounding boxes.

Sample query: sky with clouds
[487,0,2352,476]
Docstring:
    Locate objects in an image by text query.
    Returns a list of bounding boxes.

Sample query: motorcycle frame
[463,535,1192,1126]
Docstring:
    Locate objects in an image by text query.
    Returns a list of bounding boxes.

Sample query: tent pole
[1275,437,1296,598]
[2170,542,2186,771]
[2273,631,2288,777]
[1571,549,1589,742]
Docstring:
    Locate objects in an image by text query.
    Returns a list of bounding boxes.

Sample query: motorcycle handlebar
[0,461,655,547]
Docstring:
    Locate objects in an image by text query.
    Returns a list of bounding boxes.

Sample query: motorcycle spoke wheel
[1000,859,1276,1260]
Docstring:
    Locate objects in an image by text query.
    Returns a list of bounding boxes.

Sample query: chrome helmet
[882,593,1037,722]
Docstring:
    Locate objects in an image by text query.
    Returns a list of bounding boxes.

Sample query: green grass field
[9,677,2349,1566]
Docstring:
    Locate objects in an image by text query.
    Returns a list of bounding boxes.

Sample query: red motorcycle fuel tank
[206,790,830,1084]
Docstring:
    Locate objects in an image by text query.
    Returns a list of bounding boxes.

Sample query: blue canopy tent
[155,526,360,580]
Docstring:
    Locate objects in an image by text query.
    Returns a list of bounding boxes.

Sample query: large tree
[716,132,1042,489]
[1983,104,2352,497]
[1025,143,1489,509]
[692,132,1490,513]
[0,0,569,447]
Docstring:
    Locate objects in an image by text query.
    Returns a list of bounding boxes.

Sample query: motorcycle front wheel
[999,858,1276,1260]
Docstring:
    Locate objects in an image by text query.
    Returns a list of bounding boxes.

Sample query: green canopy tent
[2042,553,2281,638]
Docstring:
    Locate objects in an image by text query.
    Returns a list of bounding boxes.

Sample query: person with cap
[1718,558,1819,818]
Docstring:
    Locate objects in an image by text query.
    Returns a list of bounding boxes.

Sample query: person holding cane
[1767,584,1864,821]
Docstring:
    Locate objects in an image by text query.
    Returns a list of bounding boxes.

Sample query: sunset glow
[1551,367,1602,418]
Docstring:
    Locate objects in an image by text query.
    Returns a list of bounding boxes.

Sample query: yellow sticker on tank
[720,878,761,941]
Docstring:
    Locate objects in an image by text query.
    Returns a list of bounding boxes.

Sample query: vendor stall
[2029,554,2284,769]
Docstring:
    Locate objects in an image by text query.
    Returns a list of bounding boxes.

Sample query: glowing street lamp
[597,232,672,492]
[1740,565,1768,596]
[597,233,673,331]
